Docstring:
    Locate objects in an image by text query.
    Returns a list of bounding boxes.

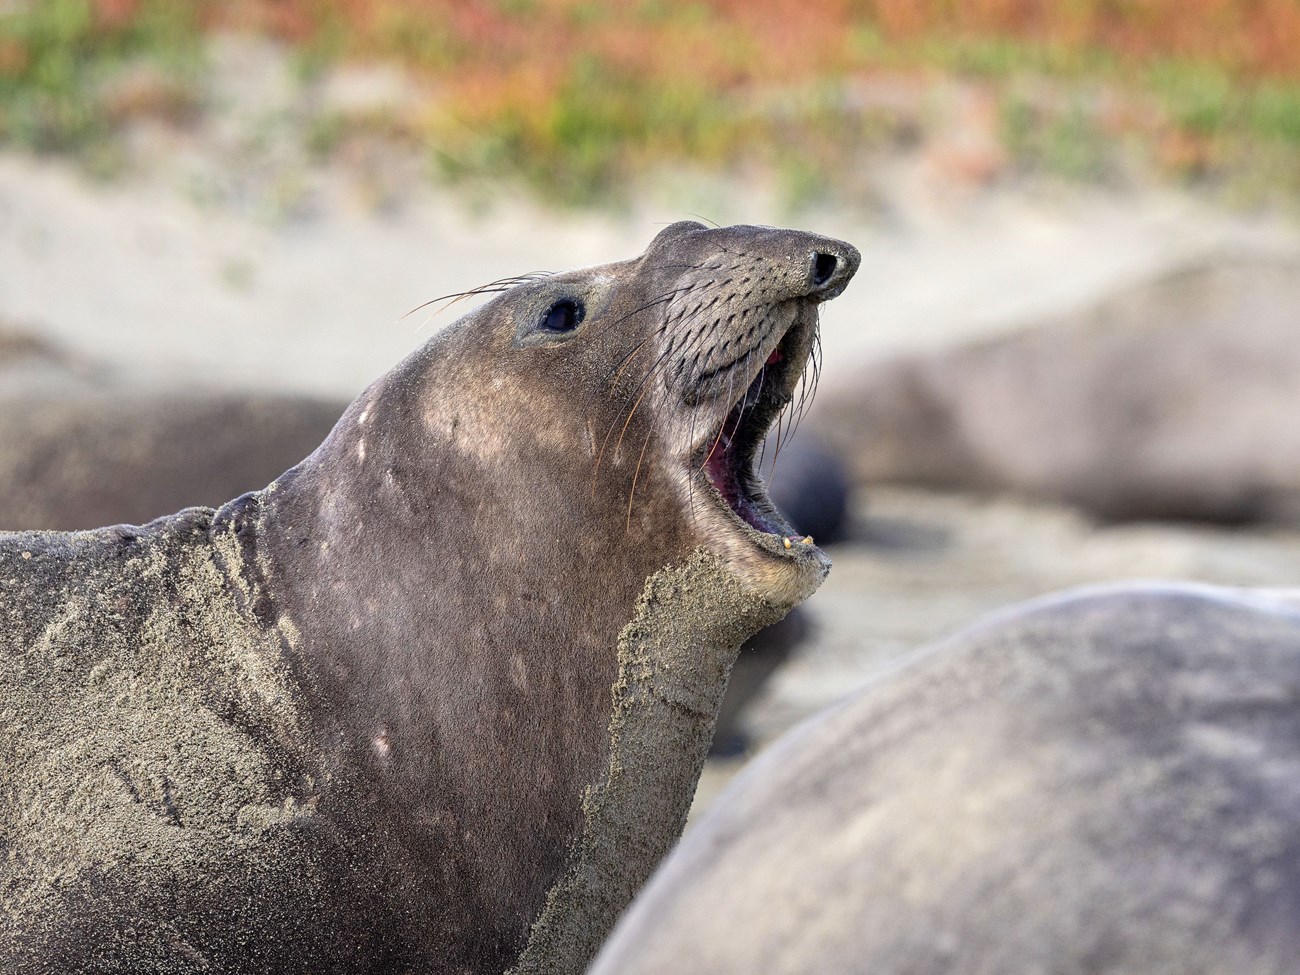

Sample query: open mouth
[692,307,814,547]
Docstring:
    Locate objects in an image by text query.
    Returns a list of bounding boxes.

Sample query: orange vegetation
[6,0,1293,200]
[165,0,1300,83]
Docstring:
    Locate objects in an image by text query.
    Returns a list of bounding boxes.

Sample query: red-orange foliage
[91,0,142,31]
[71,0,1300,86]
[174,0,1300,84]
[865,0,1300,78]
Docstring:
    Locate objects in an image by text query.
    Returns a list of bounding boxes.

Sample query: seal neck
[211,394,750,971]
[210,342,790,972]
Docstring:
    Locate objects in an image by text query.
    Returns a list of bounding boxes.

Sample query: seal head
[636,221,854,602]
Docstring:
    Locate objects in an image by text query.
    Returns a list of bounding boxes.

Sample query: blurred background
[2,0,1300,809]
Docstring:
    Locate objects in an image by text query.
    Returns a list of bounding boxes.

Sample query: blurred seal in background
[0,321,344,532]
[815,258,1300,524]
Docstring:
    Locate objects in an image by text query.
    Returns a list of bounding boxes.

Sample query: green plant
[0,0,202,151]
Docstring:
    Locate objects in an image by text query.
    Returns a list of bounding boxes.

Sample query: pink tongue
[766,348,783,365]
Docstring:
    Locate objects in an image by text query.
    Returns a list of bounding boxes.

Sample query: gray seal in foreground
[591,583,1300,975]
[0,222,859,974]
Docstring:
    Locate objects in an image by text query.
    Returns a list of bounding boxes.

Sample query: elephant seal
[0,221,859,974]
[0,324,56,364]
[0,342,833,756]
[0,386,802,755]
[815,257,1300,524]
[0,319,346,532]
[590,583,1300,975]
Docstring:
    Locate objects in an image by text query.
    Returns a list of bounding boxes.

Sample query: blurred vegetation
[1,0,1299,205]
[0,1,201,162]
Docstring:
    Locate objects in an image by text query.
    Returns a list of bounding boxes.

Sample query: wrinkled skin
[0,222,859,974]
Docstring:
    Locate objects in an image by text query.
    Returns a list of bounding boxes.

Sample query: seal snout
[659,227,860,538]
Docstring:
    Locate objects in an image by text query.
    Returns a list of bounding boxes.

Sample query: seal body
[590,584,1300,975]
[0,515,389,971]
[0,223,859,974]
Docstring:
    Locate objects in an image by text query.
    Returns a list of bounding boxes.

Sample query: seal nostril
[812,253,838,289]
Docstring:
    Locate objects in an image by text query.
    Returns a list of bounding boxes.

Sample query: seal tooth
[783,538,793,550]
[802,536,814,545]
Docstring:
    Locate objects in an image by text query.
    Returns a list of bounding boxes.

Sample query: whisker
[770,392,793,475]
[687,408,698,520]
[608,336,653,391]
[591,346,675,498]
[788,328,823,440]
[700,367,738,472]
[686,212,722,229]
[402,272,554,325]
[619,277,721,384]
[590,275,733,492]
[405,286,513,325]
[738,357,767,475]
[724,345,761,444]
[604,286,700,388]
[590,282,720,494]
[626,428,654,533]
[613,377,655,457]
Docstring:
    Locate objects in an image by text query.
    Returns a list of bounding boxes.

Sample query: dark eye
[540,298,584,333]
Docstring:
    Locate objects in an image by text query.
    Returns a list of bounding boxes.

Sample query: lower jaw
[693,471,816,551]
[675,463,830,606]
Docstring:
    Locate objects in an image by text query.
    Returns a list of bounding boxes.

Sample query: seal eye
[540,298,584,334]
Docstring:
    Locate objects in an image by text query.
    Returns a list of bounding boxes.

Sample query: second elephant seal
[592,584,1300,975]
